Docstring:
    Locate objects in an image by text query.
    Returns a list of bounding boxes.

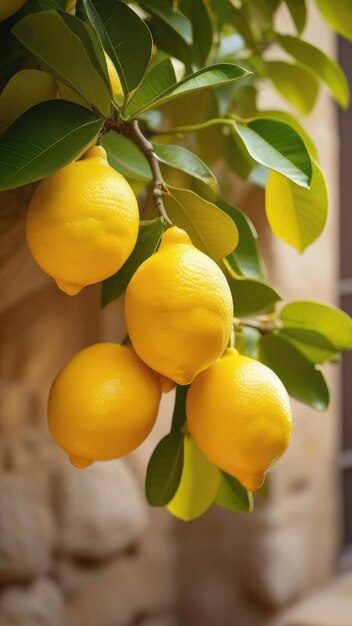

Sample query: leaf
[277,35,349,109]
[126,63,249,118]
[13,10,111,116]
[22,0,66,13]
[139,0,192,43]
[76,0,152,95]
[234,118,312,188]
[0,100,103,191]
[167,436,220,521]
[171,385,189,432]
[226,272,281,317]
[164,187,238,263]
[0,69,57,133]
[101,218,165,307]
[280,301,352,351]
[258,333,330,410]
[101,131,151,182]
[265,160,328,253]
[252,109,318,161]
[145,431,184,507]
[218,201,264,280]
[180,0,213,66]
[224,131,255,180]
[284,0,306,34]
[124,58,177,119]
[215,472,253,513]
[278,329,338,364]
[147,15,192,68]
[315,0,352,41]
[266,61,319,115]
[153,143,217,196]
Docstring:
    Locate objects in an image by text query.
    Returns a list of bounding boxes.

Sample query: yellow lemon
[125,226,233,385]
[186,348,292,491]
[26,145,139,295]
[48,343,162,467]
[0,0,26,20]
[104,52,124,101]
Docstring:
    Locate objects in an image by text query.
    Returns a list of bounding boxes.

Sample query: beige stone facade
[0,3,350,626]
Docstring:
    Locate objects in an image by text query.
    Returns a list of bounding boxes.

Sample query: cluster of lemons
[26,139,292,492]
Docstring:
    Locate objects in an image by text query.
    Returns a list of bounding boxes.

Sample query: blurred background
[0,3,351,626]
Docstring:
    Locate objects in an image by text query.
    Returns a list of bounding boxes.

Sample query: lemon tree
[1,0,352,521]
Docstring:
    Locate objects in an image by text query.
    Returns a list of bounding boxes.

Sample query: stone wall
[0,3,342,626]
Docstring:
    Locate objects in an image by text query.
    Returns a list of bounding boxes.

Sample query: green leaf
[224,127,256,180]
[258,333,329,410]
[101,131,151,182]
[234,118,312,188]
[77,0,152,95]
[167,436,220,521]
[265,159,328,252]
[215,472,253,513]
[0,100,103,191]
[284,0,306,34]
[0,69,57,133]
[315,0,352,41]
[164,187,238,263]
[278,329,338,364]
[180,0,213,66]
[171,384,189,432]
[13,10,111,116]
[139,0,192,42]
[145,431,184,507]
[252,110,318,161]
[22,0,66,13]
[123,58,176,119]
[280,301,352,351]
[277,35,349,109]
[146,15,192,67]
[266,61,319,115]
[226,271,281,317]
[218,201,264,280]
[126,63,249,118]
[153,143,217,196]
[101,218,165,307]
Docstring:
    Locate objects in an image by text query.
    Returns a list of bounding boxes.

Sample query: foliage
[1,0,352,520]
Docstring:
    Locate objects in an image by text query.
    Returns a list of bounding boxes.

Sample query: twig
[123,120,172,226]
[233,317,280,335]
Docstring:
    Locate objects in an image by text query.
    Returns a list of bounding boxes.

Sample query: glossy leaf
[226,272,281,317]
[101,218,165,307]
[22,0,66,13]
[252,110,318,160]
[258,333,329,410]
[171,384,189,432]
[0,69,57,133]
[101,132,151,182]
[139,0,192,42]
[145,431,184,507]
[234,118,312,188]
[266,61,319,115]
[265,160,328,253]
[277,35,349,109]
[124,58,176,119]
[218,201,264,280]
[215,472,254,514]
[284,0,306,34]
[13,10,111,116]
[280,301,352,351]
[126,63,249,118]
[77,0,152,95]
[147,15,192,68]
[167,436,220,521]
[153,143,217,195]
[164,187,238,263]
[315,0,352,41]
[180,0,213,66]
[279,329,338,364]
[0,100,103,191]
[224,130,255,180]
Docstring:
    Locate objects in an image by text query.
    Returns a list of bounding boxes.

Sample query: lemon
[26,145,139,295]
[48,343,162,467]
[105,52,124,101]
[0,0,26,20]
[186,348,292,491]
[125,226,233,385]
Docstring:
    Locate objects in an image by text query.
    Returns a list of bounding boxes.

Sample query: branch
[123,120,172,226]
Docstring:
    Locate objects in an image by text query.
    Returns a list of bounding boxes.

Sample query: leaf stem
[233,317,280,335]
[148,117,236,137]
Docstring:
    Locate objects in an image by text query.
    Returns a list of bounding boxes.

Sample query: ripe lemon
[105,53,124,101]
[0,0,26,20]
[125,227,233,385]
[26,145,139,295]
[186,348,292,491]
[48,343,162,468]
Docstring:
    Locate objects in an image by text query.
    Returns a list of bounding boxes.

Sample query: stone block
[0,579,72,626]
